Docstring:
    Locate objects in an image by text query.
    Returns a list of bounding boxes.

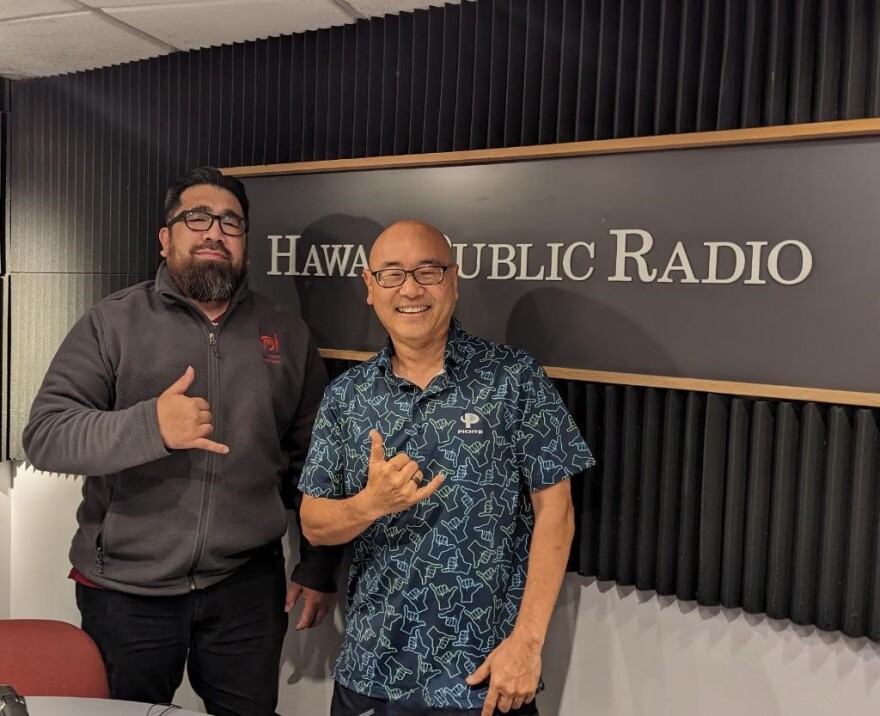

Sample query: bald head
[363,219,459,353]
[369,220,452,269]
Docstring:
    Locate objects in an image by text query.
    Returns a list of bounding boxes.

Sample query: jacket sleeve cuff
[290,545,343,593]
[143,397,172,462]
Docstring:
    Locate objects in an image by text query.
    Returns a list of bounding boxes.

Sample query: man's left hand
[465,635,540,715]
[285,581,335,630]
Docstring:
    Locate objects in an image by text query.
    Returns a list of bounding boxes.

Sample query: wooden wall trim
[225,118,880,177]
[319,349,880,408]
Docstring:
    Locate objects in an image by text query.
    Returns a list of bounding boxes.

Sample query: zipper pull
[208,332,220,359]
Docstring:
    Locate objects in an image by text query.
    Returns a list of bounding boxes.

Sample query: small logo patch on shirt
[261,333,281,364]
[458,411,483,435]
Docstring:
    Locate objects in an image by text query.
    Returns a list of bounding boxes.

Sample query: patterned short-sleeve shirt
[300,320,595,709]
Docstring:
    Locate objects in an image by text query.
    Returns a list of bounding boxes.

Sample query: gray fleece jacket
[22,263,340,595]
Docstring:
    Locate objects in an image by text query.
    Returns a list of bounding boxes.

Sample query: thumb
[164,366,195,396]
[285,583,302,613]
[369,429,385,464]
[466,656,491,685]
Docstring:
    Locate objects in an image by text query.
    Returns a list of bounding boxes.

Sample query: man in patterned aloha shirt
[299,220,595,716]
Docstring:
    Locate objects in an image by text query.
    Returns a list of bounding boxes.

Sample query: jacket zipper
[156,268,247,591]
[187,324,223,589]
[208,331,220,359]
[95,482,117,575]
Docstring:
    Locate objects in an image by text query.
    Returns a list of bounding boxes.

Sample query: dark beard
[169,254,245,302]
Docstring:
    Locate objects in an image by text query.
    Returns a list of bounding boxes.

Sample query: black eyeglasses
[167,210,248,237]
[370,264,454,288]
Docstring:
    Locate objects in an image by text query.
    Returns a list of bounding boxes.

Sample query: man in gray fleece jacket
[22,167,340,716]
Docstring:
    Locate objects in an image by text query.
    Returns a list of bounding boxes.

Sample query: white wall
[542,580,880,716]
[0,460,12,619]
[7,460,880,716]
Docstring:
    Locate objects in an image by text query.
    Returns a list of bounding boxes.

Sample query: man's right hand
[362,430,443,517]
[157,366,229,454]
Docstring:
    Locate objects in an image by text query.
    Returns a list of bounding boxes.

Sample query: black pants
[331,682,540,716]
[76,544,288,716]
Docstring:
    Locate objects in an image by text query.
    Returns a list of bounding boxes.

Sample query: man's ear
[363,268,374,306]
[158,226,171,258]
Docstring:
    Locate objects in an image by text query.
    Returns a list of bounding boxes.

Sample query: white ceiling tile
[0,0,80,21]
[346,0,462,18]
[0,0,455,79]
[0,11,171,78]
[106,0,354,50]
[76,0,225,7]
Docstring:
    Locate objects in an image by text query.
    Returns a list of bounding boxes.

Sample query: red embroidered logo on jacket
[261,333,281,364]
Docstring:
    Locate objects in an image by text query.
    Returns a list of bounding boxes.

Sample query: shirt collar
[376,317,469,377]
[444,318,469,368]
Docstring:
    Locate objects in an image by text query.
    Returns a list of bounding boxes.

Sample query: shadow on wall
[282,514,346,685]
[732,604,880,690]
[504,287,674,375]
[590,578,880,715]
[296,214,387,352]
[541,576,588,716]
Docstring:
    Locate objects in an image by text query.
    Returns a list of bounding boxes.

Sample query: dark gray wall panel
[574,387,879,638]
[2,79,10,458]
[1,76,8,275]
[8,273,150,459]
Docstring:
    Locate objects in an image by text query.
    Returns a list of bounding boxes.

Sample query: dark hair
[163,167,250,224]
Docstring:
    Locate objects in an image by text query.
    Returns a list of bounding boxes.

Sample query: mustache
[191,240,232,259]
